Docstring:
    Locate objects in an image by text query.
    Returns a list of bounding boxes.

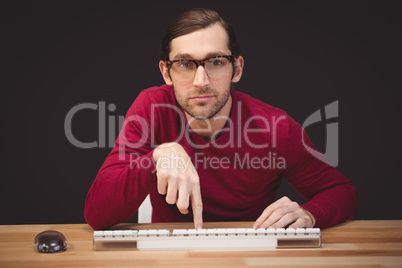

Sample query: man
[84,8,358,231]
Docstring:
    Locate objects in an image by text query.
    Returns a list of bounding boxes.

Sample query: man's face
[161,24,243,120]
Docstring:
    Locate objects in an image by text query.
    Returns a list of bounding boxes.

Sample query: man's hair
[160,8,241,61]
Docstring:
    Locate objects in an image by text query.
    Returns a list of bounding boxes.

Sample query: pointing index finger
[190,186,203,230]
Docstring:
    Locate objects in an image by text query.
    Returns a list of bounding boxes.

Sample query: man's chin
[187,111,210,120]
[191,115,210,120]
[185,108,215,120]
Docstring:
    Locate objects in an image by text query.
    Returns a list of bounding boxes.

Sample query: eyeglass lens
[170,57,232,81]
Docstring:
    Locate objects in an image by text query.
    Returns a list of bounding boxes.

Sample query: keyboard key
[266,229,276,235]
[207,229,217,236]
[226,229,237,235]
[246,228,257,235]
[104,230,114,238]
[172,229,188,236]
[148,230,158,236]
[216,229,227,236]
[276,228,286,235]
[195,229,207,236]
[93,231,103,238]
[187,229,197,236]
[113,230,123,238]
[157,230,170,236]
[306,228,320,234]
[122,230,133,237]
[286,228,296,235]
[138,230,148,237]
[236,228,247,235]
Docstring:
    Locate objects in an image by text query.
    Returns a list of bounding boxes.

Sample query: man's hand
[153,142,203,229]
[253,196,315,229]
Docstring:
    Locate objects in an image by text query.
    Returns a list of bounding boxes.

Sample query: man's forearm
[84,151,157,230]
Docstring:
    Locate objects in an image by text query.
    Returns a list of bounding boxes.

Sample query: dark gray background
[1,1,401,225]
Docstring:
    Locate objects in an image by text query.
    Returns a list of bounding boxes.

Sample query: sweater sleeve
[84,91,158,230]
[282,116,358,228]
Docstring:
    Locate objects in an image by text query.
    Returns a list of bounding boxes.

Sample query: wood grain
[0,220,401,267]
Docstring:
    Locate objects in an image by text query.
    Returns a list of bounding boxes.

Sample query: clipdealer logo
[64,100,340,167]
[302,100,339,167]
[64,101,125,149]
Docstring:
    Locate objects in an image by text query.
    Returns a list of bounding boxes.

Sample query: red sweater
[84,85,358,230]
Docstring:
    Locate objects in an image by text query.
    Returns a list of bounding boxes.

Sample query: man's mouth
[190,95,214,103]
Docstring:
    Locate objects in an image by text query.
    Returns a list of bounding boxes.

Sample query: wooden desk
[1,220,401,267]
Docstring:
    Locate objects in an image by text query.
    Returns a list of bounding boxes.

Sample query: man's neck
[185,95,232,142]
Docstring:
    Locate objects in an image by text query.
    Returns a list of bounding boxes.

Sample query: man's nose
[193,66,210,88]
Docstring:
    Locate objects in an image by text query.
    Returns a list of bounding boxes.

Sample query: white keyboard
[93,228,321,250]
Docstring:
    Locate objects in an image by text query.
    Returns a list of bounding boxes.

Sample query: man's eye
[211,59,224,66]
[177,61,191,68]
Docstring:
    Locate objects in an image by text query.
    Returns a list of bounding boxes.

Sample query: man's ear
[159,60,173,85]
[231,56,244,83]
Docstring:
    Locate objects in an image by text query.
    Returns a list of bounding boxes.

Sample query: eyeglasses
[165,55,235,81]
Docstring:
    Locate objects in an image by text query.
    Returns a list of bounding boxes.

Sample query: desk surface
[1,220,402,267]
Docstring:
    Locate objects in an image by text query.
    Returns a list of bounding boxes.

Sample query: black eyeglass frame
[164,55,235,70]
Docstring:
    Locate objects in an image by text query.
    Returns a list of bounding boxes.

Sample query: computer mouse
[34,230,67,253]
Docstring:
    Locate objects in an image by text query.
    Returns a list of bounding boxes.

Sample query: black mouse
[35,230,67,253]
